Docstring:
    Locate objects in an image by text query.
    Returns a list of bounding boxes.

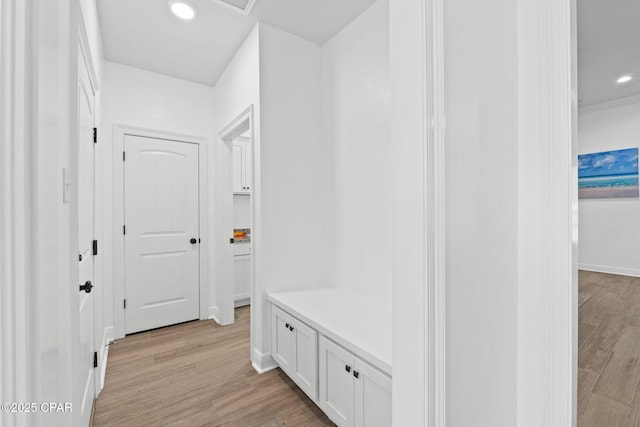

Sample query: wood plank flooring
[579,270,640,427]
[92,307,334,426]
[94,271,637,426]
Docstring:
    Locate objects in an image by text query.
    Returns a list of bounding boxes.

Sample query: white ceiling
[578,0,640,106]
[97,0,376,86]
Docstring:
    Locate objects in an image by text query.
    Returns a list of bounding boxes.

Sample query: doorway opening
[217,105,255,327]
[575,0,640,423]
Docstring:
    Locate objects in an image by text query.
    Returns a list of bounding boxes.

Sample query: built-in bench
[268,288,391,427]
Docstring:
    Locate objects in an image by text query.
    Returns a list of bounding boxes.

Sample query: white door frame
[516,1,578,425]
[390,1,446,425]
[0,0,38,421]
[216,105,255,327]
[112,124,209,339]
[389,0,577,426]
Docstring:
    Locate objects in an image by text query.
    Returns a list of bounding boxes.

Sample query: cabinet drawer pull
[345,365,351,373]
[353,370,359,379]
[285,323,289,328]
[289,326,294,331]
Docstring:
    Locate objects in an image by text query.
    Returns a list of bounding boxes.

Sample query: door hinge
[123,225,126,235]
[123,151,126,161]
[93,351,98,368]
[123,299,127,309]
[92,240,98,256]
[93,127,97,144]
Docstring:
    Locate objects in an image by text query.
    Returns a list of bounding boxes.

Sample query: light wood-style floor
[579,270,640,426]
[94,271,636,426]
[92,306,334,426]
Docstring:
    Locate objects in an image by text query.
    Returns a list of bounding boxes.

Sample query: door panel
[232,142,243,193]
[124,135,200,334]
[272,306,294,371]
[292,318,318,400]
[319,336,355,427]
[77,47,95,427]
[354,359,392,427]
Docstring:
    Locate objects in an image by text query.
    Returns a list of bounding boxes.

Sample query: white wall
[256,23,333,363]
[101,61,215,337]
[210,25,260,325]
[579,100,640,276]
[321,0,391,301]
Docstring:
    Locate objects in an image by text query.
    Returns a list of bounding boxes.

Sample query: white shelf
[267,288,392,376]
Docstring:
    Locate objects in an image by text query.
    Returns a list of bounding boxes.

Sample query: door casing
[113,125,209,339]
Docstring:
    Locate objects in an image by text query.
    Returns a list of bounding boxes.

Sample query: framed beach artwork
[578,148,639,199]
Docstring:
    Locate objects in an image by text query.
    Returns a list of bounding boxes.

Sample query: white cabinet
[268,290,391,427]
[233,253,250,307]
[271,306,318,400]
[232,137,251,194]
[319,336,391,427]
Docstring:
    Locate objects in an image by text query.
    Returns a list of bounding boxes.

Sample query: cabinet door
[271,306,294,373]
[232,142,244,193]
[291,318,318,400]
[354,359,392,427]
[242,142,252,192]
[319,336,355,427]
[233,255,251,306]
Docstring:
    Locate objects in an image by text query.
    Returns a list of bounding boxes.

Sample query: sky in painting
[578,148,639,178]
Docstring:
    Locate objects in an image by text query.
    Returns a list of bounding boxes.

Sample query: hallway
[92,307,333,426]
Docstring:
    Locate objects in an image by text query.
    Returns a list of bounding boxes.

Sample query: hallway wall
[579,99,640,277]
[101,61,215,338]
[321,0,391,302]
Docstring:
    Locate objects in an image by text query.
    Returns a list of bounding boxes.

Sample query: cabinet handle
[285,323,290,328]
[289,326,294,331]
[353,370,359,379]
[345,365,351,373]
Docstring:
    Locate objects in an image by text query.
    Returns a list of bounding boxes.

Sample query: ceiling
[97,0,376,86]
[578,0,640,107]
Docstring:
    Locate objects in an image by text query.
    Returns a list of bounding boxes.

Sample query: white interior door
[77,47,96,427]
[124,135,200,334]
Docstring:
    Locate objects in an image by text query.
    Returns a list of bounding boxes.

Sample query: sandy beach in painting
[579,185,639,199]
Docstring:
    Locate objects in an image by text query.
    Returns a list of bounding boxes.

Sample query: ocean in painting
[578,174,639,189]
[578,148,639,199]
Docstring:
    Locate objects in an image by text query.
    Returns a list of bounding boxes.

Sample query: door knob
[79,281,93,293]
[190,238,197,244]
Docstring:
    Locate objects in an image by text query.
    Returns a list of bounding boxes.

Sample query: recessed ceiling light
[617,75,633,84]
[169,1,196,20]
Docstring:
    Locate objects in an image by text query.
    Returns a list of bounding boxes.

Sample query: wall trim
[390,0,446,425]
[208,305,220,324]
[216,105,255,328]
[234,295,251,308]
[517,0,577,425]
[251,349,277,374]
[579,93,640,115]
[97,327,112,393]
[579,264,640,278]
[0,0,37,421]
[112,124,209,339]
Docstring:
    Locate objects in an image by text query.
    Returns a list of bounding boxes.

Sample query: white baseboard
[234,294,251,308]
[252,348,277,374]
[97,326,114,393]
[208,306,220,324]
[579,263,640,278]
